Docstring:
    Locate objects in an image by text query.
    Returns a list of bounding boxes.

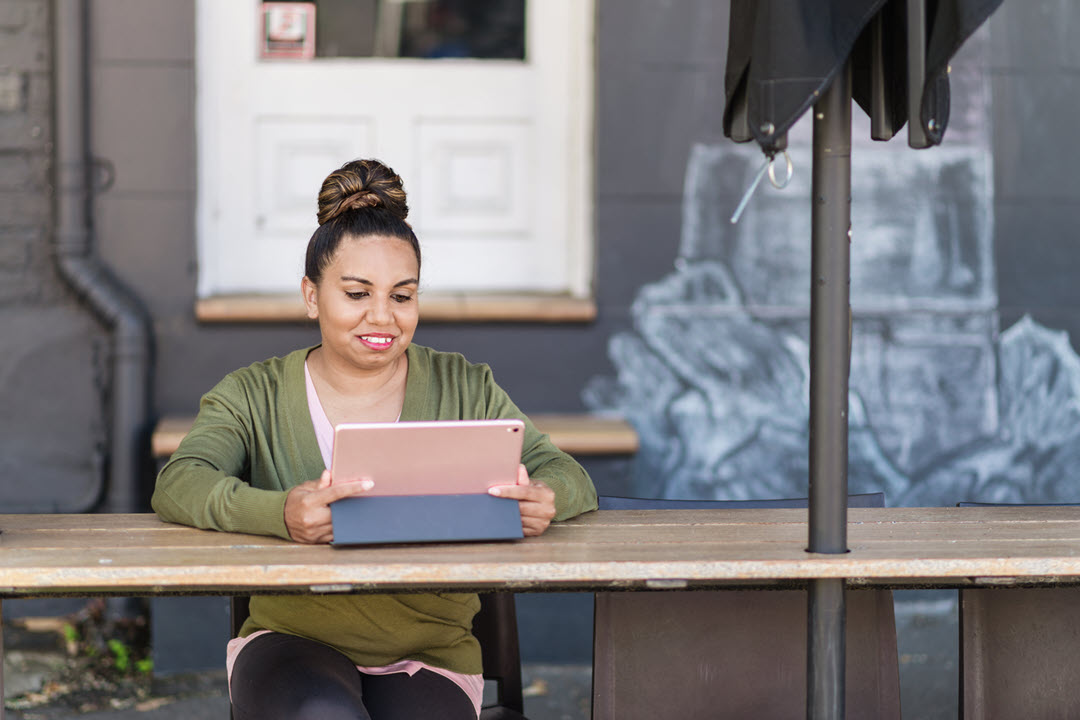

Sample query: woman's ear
[301,276,319,320]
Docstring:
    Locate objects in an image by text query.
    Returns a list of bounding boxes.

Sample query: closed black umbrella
[721,2,1002,718]
[725,0,1003,151]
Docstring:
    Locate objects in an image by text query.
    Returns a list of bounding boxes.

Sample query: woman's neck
[306,346,408,425]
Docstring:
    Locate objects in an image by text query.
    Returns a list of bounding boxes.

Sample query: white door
[196,0,594,299]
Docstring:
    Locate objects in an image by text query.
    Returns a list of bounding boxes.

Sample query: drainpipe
[52,0,152,513]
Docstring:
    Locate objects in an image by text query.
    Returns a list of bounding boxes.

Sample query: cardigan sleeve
[480,368,599,521]
[151,374,292,540]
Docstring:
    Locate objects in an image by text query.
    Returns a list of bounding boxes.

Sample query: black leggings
[230,632,478,720]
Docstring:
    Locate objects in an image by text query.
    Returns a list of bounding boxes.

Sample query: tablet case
[331,494,523,546]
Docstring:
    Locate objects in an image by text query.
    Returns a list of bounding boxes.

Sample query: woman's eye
[345,291,368,300]
[392,294,414,303]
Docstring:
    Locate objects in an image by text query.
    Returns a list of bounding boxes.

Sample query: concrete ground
[4,650,592,720]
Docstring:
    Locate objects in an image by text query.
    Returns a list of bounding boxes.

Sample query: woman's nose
[367,296,392,324]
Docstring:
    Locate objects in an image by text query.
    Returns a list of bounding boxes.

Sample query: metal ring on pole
[768,150,794,189]
[731,150,795,224]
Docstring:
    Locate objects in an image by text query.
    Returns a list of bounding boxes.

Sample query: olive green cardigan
[152,344,598,673]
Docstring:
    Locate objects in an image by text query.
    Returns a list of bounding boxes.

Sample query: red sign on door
[260,3,316,60]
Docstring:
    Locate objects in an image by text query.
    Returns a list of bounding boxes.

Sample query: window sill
[195,293,597,323]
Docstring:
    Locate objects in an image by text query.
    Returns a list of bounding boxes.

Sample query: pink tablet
[329,419,525,496]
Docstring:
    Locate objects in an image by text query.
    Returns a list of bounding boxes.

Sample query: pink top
[223,362,484,717]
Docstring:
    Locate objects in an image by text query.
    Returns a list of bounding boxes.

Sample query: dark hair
[304,159,421,284]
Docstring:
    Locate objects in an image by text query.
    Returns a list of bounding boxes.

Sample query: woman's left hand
[489,465,556,536]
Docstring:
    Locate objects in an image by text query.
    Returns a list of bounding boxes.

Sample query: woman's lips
[358,334,394,351]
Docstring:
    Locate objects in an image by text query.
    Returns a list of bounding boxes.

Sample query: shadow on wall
[584,28,1080,507]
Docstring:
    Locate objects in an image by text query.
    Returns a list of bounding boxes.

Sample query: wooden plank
[194,293,597,324]
[8,508,1080,543]
[152,413,639,458]
[8,509,1080,596]
[0,513,184,532]
[849,506,1080,525]
[2,507,1076,540]
[5,549,1080,595]
[151,417,196,458]
[532,414,639,455]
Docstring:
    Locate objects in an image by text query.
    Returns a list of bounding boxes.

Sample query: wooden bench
[152,413,639,459]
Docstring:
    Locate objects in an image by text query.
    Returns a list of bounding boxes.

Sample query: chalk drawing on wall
[584,30,1080,505]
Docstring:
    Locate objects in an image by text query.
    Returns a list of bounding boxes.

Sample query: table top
[4,507,1080,597]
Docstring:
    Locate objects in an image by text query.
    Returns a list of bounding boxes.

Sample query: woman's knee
[231,632,368,720]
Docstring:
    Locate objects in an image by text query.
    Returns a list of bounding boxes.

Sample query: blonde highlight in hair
[305,159,421,284]
[317,160,409,226]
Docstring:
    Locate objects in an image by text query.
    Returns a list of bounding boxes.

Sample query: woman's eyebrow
[339,275,418,288]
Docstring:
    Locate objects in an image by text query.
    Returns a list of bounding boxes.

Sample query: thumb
[517,464,530,485]
[318,469,333,488]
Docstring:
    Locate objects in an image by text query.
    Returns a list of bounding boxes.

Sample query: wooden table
[4,507,1080,715]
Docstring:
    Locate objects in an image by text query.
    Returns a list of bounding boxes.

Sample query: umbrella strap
[730,150,793,224]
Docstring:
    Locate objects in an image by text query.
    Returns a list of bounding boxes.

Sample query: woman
[152,158,598,720]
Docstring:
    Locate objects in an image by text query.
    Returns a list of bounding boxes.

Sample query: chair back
[591,493,901,720]
[957,502,1080,719]
[229,597,250,720]
[230,596,250,638]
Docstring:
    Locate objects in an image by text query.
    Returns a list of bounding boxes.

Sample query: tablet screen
[329,419,525,496]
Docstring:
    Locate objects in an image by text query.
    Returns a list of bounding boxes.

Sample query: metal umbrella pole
[807,60,853,720]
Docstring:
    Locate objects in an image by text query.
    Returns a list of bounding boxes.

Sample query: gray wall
[1,0,107,512]
[0,1,730,511]
[3,1,1079,718]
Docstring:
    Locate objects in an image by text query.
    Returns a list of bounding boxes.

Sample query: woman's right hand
[284,469,374,544]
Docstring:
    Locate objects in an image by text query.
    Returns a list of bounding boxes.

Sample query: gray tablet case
[331,493,523,546]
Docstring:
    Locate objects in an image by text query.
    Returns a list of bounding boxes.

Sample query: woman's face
[302,234,420,374]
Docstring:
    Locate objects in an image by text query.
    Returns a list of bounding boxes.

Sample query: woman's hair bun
[317,159,409,226]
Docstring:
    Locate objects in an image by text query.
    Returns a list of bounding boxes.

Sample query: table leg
[1,597,5,720]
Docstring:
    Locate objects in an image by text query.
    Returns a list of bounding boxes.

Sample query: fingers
[285,474,374,544]
[489,474,556,537]
[517,486,556,513]
[519,501,555,536]
[284,486,333,544]
[321,478,375,503]
[520,517,551,537]
[489,479,551,502]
